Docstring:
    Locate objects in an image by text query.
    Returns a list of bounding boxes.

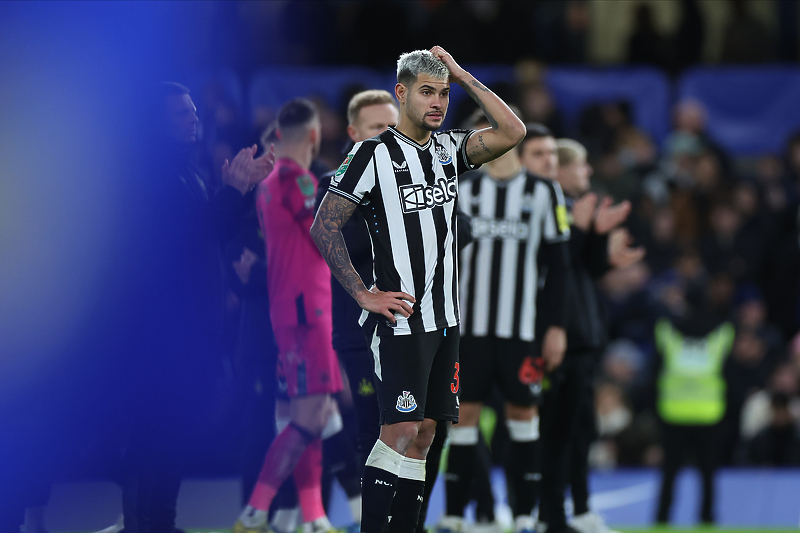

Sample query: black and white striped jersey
[328,126,478,336]
[458,170,570,341]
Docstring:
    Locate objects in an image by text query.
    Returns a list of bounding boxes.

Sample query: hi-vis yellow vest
[655,318,735,425]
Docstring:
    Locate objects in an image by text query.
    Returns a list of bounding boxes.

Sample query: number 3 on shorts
[451,362,459,393]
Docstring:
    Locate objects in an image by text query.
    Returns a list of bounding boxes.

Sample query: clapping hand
[608,227,645,268]
[594,196,632,234]
[222,144,276,195]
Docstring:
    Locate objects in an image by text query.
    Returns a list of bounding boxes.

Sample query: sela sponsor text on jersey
[399,175,458,214]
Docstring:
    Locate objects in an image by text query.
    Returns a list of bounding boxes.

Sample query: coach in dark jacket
[118,82,273,533]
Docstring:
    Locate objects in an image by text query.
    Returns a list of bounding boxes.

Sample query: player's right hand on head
[357,287,416,324]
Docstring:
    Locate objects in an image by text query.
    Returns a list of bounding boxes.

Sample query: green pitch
[618,529,798,533]
[55,525,800,533]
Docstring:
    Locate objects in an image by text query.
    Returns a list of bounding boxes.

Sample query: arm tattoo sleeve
[310,192,366,301]
[463,80,499,130]
[467,134,492,161]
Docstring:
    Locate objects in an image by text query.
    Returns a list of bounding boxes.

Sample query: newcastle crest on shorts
[396,391,417,412]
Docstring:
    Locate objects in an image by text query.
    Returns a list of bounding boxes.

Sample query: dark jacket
[562,197,613,352]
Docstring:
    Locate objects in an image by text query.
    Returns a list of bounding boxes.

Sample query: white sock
[303,516,334,533]
[348,495,362,523]
[239,505,268,528]
[271,507,300,533]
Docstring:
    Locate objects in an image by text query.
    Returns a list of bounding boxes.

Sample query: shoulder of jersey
[278,164,297,179]
[524,169,551,184]
[352,134,384,152]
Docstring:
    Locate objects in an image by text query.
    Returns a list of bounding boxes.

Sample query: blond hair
[347,90,396,125]
[556,138,587,166]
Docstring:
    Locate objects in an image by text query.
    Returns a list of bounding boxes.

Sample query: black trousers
[539,352,598,531]
[339,345,381,472]
[121,426,185,533]
[656,422,719,524]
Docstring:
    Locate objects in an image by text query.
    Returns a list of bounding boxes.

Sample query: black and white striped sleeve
[444,129,481,176]
[328,140,378,204]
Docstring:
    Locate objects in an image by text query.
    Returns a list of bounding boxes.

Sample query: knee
[381,421,421,455]
[291,395,335,436]
[408,419,438,457]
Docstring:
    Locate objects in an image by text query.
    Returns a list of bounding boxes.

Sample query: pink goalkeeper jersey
[256,158,332,328]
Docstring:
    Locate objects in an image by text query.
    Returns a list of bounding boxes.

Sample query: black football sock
[445,425,480,517]
[505,418,540,518]
[388,456,426,533]
[361,440,403,533]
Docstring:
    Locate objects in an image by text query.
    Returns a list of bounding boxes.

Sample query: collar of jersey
[488,168,526,186]
[388,126,432,150]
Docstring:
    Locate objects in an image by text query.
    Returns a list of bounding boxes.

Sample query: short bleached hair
[397,50,449,86]
[556,138,588,166]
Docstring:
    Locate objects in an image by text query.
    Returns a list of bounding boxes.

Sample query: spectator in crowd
[720,0,774,64]
[740,362,800,442]
[672,0,705,73]
[627,3,670,70]
[699,200,763,283]
[745,391,800,465]
[590,380,659,469]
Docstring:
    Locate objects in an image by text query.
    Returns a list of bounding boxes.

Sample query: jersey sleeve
[328,140,378,204]
[443,129,481,176]
[279,166,317,228]
[542,179,571,243]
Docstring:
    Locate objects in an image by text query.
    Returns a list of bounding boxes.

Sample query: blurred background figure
[653,283,735,525]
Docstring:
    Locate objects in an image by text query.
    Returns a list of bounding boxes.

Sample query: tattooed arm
[430,45,526,166]
[311,192,415,324]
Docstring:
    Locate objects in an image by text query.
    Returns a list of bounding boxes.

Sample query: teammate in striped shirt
[311,47,525,533]
[441,118,571,533]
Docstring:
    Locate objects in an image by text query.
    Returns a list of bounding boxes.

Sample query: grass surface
[53,526,800,533]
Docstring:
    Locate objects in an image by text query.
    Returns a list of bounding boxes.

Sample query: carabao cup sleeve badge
[333,153,354,183]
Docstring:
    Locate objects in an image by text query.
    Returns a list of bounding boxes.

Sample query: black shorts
[458,334,544,406]
[364,322,460,425]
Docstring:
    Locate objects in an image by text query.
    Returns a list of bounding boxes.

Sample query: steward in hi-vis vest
[653,279,736,526]
[655,318,735,425]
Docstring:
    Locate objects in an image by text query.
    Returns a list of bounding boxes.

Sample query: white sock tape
[365,439,403,475]
[398,456,426,481]
[506,416,539,442]
[449,425,480,445]
[321,410,344,439]
[276,414,291,434]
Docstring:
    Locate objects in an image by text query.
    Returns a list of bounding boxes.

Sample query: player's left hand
[608,227,646,268]
[429,45,466,83]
